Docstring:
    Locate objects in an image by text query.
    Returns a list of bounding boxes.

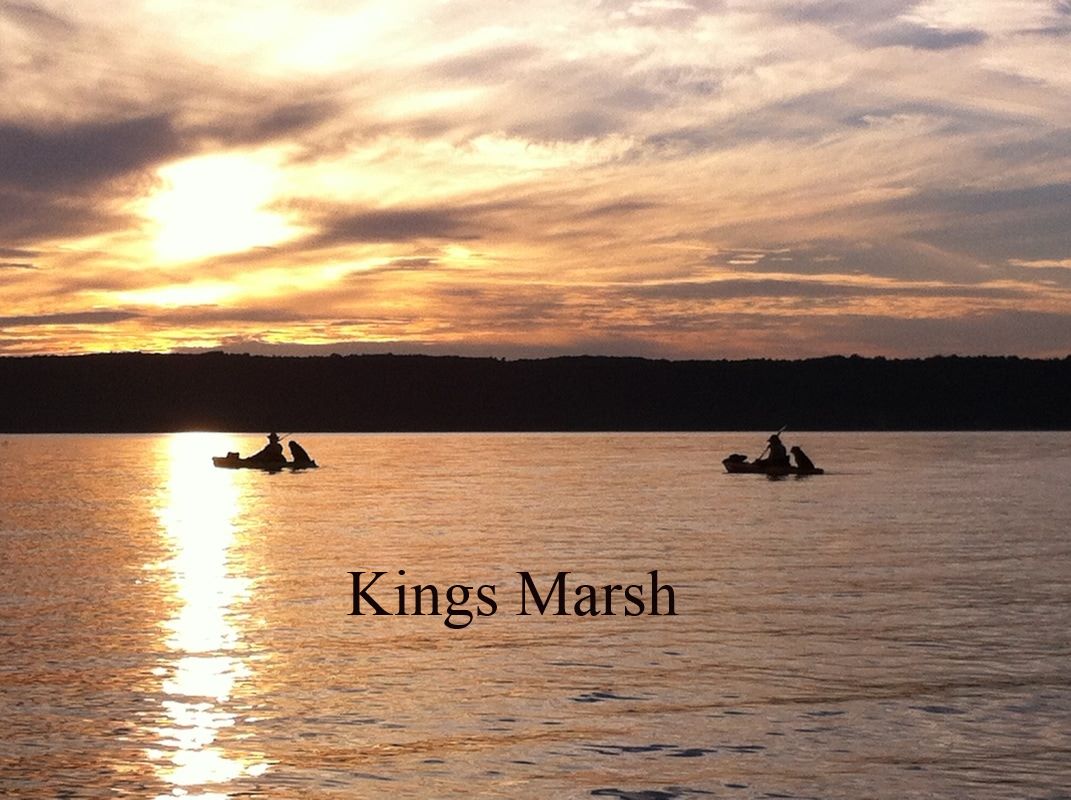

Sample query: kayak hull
[722,457,823,476]
[212,454,317,471]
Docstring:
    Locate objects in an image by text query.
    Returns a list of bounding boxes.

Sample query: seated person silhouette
[249,432,286,464]
[757,433,790,468]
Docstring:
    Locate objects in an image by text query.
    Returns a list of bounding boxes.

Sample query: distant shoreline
[2,352,1069,432]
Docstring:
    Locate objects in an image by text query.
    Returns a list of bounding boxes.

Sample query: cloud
[583,199,660,217]
[0,188,132,245]
[344,256,444,276]
[192,98,341,148]
[705,239,992,283]
[866,22,987,49]
[596,0,722,29]
[823,310,1071,356]
[429,44,545,83]
[0,310,140,327]
[0,115,183,191]
[774,0,916,26]
[774,1,986,48]
[170,337,679,359]
[310,207,476,245]
[1009,258,1071,269]
[163,307,1071,360]
[1,0,1070,357]
[274,201,510,251]
[894,182,1071,262]
[0,98,339,248]
[0,0,76,34]
[626,277,1030,301]
[146,307,311,325]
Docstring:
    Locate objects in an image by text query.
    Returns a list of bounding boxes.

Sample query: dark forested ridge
[1,352,1070,432]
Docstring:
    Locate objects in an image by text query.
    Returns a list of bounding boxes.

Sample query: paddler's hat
[768,434,781,442]
[268,432,280,442]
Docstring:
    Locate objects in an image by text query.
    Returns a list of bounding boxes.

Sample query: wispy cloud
[0,0,77,34]
[0,310,140,327]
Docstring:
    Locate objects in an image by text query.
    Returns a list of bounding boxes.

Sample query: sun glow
[145,154,301,263]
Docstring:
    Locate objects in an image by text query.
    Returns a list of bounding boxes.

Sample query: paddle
[754,424,787,462]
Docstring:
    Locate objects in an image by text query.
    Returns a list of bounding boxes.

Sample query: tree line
[1,352,1069,431]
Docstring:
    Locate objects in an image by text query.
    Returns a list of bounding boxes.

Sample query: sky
[1,0,1070,359]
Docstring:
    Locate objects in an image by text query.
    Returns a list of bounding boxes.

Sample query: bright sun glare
[146,154,300,263]
[150,432,269,795]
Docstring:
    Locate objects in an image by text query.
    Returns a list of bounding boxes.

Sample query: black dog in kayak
[790,446,816,471]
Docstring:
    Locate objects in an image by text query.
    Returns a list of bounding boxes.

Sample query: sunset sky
[2,0,1070,358]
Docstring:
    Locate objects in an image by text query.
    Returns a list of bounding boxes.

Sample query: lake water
[1,432,1069,799]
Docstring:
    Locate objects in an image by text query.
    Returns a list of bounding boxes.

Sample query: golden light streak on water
[150,433,269,798]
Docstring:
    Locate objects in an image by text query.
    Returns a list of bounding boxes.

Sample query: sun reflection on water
[151,433,269,798]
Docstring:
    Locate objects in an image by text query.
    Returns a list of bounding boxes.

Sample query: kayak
[722,455,824,476]
[212,452,317,471]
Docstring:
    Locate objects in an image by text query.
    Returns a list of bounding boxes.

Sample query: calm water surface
[1,433,1069,799]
